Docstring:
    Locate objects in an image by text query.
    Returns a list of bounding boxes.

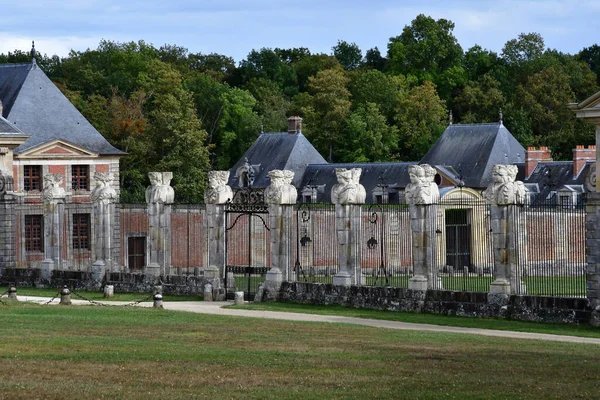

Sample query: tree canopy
[1,14,597,202]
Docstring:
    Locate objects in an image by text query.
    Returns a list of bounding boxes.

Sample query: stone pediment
[16,139,99,159]
[569,90,600,124]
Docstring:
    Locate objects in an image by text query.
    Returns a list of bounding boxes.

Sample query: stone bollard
[234,291,245,306]
[7,287,17,300]
[203,284,213,302]
[153,293,163,309]
[60,286,72,305]
[226,272,236,290]
[103,285,114,298]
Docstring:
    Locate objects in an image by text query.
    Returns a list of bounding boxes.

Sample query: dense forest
[1,14,599,203]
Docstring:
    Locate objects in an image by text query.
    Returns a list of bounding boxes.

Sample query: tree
[341,102,399,162]
[387,14,463,99]
[292,53,340,92]
[332,40,363,71]
[364,47,388,71]
[188,52,236,81]
[579,44,600,86]
[395,81,447,160]
[235,48,298,95]
[453,73,505,123]
[137,60,211,202]
[244,78,290,133]
[301,67,351,162]
[349,69,407,121]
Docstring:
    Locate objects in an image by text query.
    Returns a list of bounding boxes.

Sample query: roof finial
[31,40,36,64]
[499,108,503,125]
[260,120,264,134]
[449,110,453,125]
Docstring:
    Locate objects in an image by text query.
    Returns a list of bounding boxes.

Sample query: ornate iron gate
[224,189,270,300]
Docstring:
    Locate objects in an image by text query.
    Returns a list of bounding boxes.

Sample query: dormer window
[72,165,89,190]
[24,165,41,191]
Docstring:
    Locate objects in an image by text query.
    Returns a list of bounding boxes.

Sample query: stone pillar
[405,164,440,290]
[91,172,117,281]
[41,173,66,280]
[331,168,366,286]
[586,192,600,309]
[483,165,527,295]
[0,148,16,276]
[265,170,297,290]
[145,172,175,277]
[204,171,233,278]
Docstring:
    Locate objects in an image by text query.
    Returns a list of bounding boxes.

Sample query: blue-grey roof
[0,62,124,156]
[229,132,327,188]
[0,114,25,135]
[516,161,591,203]
[420,123,525,188]
[300,162,417,203]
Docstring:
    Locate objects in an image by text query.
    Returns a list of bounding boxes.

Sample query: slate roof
[0,114,26,135]
[299,162,417,204]
[0,62,124,156]
[420,123,525,188]
[515,161,591,204]
[228,132,327,188]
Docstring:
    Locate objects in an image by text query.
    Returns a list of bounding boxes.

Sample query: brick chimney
[287,116,302,135]
[573,145,596,178]
[525,146,552,179]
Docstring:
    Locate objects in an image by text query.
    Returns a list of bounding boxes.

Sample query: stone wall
[277,282,593,324]
[0,267,219,297]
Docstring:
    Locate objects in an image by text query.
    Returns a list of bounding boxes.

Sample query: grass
[296,275,586,296]
[0,286,203,302]
[0,304,599,399]
[230,302,600,339]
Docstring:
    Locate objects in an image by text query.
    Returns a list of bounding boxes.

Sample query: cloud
[0,33,101,57]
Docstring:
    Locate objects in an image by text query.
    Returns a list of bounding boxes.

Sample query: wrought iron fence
[360,204,413,287]
[429,198,495,292]
[294,204,338,284]
[514,196,586,297]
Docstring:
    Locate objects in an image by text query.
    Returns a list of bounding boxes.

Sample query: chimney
[525,146,552,179]
[287,116,302,135]
[573,145,596,178]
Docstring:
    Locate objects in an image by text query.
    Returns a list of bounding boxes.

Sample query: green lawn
[230,302,600,338]
[0,304,599,399]
[296,275,586,296]
[0,286,203,302]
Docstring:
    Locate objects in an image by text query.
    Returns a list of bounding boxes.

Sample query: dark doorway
[128,237,146,270]
[445,209,472,271]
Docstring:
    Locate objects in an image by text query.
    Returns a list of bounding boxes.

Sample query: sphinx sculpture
[145,172,175,204]
[265,169,297,205]
[404,164,439,205]
[204,171,233,204]
[42,173,66,201]
[483,165,526,205]
[331,168,366,205]
[91,172,117,203]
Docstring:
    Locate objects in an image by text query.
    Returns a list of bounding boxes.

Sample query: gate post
[91,172,117,282]
[204,171,233,279]
[405,165,439,290]
[483,165,526,295]
[331,168,366,287]
[0,154,16,276]
[145,172,175,277]
[265,170,297,289]
[41,173,66,280]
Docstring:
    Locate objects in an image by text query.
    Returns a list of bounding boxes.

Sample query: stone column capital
[204,170,233,204]
[265,169,297,205]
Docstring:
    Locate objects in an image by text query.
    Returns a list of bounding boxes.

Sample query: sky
[0,0,598,63]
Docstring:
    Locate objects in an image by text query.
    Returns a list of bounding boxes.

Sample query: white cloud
[0,33,102,57]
